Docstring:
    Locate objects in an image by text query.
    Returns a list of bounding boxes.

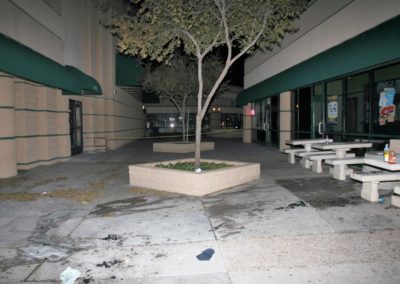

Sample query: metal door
[69,99,83,155]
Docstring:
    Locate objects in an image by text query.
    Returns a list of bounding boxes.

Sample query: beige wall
[0,75,17,178]
[0,0,146,177]
[0,0,64,63]
[0,74,70,175]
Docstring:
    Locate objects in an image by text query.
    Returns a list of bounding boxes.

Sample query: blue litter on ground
[196,248,215,261]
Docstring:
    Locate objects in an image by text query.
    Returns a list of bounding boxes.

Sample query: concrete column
[0,76,17,177]
[279,91,293,151]
[242,103,252,144]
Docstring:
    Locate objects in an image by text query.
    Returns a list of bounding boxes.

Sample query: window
[326,79,343,133]
[345,73,369,134]
[372,63,400,136]
[294,87,312,139]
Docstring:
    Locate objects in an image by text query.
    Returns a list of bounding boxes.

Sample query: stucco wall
[0,0,64,63]
[0,74,70,175]
[244,0,400,89]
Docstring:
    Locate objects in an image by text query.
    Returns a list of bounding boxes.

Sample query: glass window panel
[298,87,311,131]
[372,73,400,135]
[345,73,369,134]
[374,63,400,82]
[75,106,81,127]
[326,79,343,133]
[75,129,82,146]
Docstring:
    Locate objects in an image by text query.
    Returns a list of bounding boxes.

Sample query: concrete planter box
[153,141,215,153]
[129,159,260,196]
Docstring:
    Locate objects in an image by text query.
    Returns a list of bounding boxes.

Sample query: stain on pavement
[90,197,177,216]
[276,177,366,209]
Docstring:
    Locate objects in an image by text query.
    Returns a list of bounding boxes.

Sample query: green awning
[0,33,102,95]
[116,53,144,87]
[237,15,400,106]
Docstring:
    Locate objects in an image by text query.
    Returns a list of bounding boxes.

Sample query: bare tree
[142,54,226,142]
[100,0,310,168]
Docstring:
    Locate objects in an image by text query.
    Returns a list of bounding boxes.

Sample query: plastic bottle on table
[389,149,396,164]
[384,144,389,162]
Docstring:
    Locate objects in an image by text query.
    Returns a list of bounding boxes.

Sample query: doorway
[294,87,312,139]
[254,96,279,146]
[69,99,83,155]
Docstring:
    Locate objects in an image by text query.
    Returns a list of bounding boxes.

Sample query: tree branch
[169,96,182,117]
[230,11,268,65]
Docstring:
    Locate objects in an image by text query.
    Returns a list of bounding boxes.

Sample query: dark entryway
[69,99,83,155]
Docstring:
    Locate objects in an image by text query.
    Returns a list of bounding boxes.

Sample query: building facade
[143,85,243,138]
[0,0,145,178]
[239,0,400,150]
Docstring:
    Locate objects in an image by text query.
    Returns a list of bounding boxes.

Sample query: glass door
[313,84,325,138]
[326,79,344,141]
[69,99,83,155]
[254,97,277,146]
[294,87,312,139]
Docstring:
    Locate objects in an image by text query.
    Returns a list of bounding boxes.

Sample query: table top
[364,154,400,171]
[312,142,372,150]
[286,138,332,146]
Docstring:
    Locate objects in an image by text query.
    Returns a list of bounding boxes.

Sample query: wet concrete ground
[1,138,400,283]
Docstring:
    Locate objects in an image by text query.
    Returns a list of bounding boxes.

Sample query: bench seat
[283,148,318,164]
[325,157,365,180]
[325,157,365,165]
[307,153,355,173]
[351,171,400,182]
[295,150,335,157]
[296,151,335,169]
[351,171,400,202]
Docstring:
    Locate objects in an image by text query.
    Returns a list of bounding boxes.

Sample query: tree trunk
[194,114,202,169]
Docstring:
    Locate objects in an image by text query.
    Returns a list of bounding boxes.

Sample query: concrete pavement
[0,138,400,283]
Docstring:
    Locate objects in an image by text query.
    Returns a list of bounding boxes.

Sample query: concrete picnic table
[311,141,372,158]
[351,153,400,203]
[286,138,332,151]
[364,153,400,171]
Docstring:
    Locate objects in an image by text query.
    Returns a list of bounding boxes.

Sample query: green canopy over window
[237,15,400,106]
[115,53,144,87]
[0,33,102,95]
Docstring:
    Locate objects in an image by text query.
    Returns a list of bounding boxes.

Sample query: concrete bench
[351,171,400,202]
[307,153,355,174]
[283,148,318,164]
[296,151,335,168]
[325,157,365,181]
[390,139,400,154]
